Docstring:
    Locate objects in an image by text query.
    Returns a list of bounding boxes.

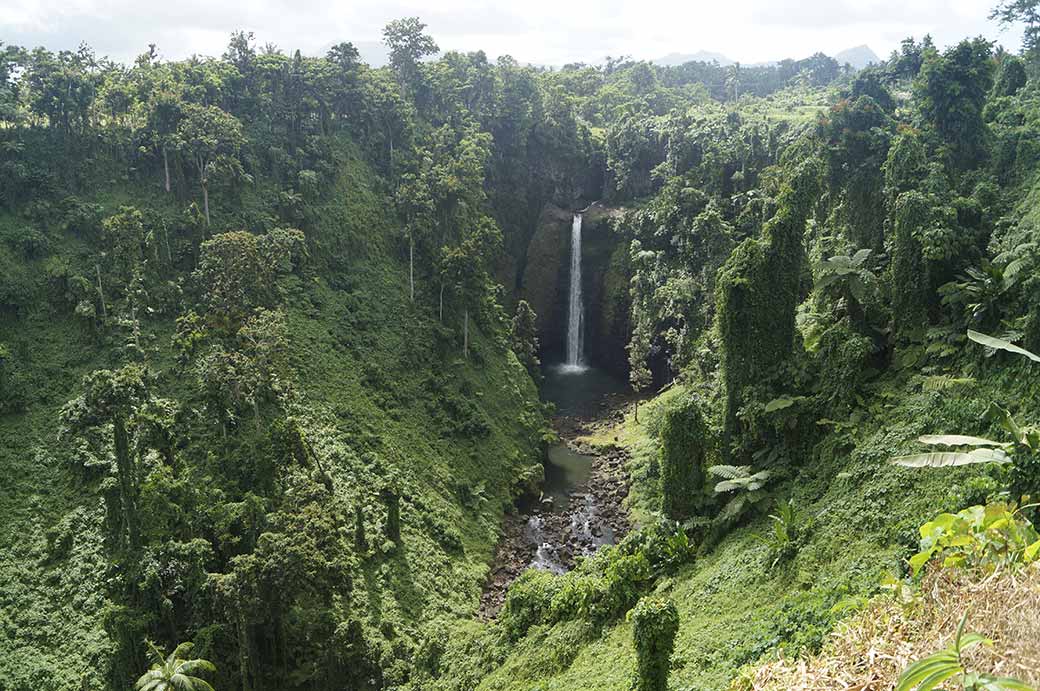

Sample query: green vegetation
[135,642,217,691]
[5,5,1040,691]
[630,597,679,691]
[658,395,710,520]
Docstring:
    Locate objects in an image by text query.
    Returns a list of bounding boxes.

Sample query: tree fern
[136,641,217,691]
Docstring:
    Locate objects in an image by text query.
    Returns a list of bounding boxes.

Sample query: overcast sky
[0,0,1024,67]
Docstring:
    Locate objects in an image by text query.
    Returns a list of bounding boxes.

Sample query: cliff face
[517,204,630,376]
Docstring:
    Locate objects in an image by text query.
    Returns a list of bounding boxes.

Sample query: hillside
[3,16,1040,691]
[0,132,545,689]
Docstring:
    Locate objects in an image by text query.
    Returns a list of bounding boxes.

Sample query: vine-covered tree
[59,365,151,551]
[916,38,994,171]
[510,300,541,380]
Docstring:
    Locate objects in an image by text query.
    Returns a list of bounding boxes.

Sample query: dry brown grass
[745,564,1040,691]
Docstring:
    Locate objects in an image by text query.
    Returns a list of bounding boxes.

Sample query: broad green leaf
[816,273,839,290]
[764,397,796,413]
[1004,257,1029,280]
[968,330,1040,363]
[957,632,992,652]
[981,676,1036,690]
[917,667,962,691]
[920,513,958,536]
[909,548,936,575]
[896,657,960,691]
[988,517,1010,531]
[851,248,872,265]
[890,448,1011,468]
[946,535,974,547]
[917,434,1006,447]
[1025,539,1040,562]
[707,465,751,479]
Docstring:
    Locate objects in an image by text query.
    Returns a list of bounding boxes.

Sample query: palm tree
[135,641,217,691]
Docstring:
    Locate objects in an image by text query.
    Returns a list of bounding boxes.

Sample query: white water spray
[563,213,586,372]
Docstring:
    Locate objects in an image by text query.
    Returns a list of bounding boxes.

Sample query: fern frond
[921,375,975,392]
[707,464,750,479]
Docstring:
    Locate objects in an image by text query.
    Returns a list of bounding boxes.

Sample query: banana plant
[815,248,876,304]
[895,613,1033,691]
[939,263,1008,329]
[890,331,1039,469]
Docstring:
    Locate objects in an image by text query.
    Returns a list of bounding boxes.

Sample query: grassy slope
[472,359,1036,691]
[0,140,544,688]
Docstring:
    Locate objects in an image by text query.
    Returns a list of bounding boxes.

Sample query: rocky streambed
[478,390,633,619]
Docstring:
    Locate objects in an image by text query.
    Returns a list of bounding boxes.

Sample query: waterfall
[564,213,586,371]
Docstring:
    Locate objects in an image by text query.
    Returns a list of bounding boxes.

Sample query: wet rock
[478,391,637,620]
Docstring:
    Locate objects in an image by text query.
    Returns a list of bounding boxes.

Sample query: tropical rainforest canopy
[2,5,1040,690]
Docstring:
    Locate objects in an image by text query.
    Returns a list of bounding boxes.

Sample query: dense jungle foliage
[3,5,1040,690]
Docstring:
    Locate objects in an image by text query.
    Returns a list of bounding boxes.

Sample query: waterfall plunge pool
[541,363,627,418]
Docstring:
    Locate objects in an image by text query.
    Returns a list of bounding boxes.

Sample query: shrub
[620,520,696,576]
[630,597,679,691]
[600,552,651,618]
[909,502,1040,576]
[659,396,710,520]
[755,498,811,570]
[501,569,562,640]
[814,320,874,409]
[549,571,608,622]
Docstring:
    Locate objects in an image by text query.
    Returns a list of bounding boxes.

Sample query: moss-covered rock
[518,205,571,359]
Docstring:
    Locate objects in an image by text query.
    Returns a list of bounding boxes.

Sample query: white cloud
[0,0,1023,66]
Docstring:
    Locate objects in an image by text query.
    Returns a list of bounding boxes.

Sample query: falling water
[564,213,586,371]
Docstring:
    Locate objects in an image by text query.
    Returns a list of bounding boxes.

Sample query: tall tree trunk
[439,283,444,323]
[464,308,469,358]
[238,609,253,691]
[95,264,107,320]
[202,179,211,226]
[409,236,415,302]
[162,145,170,193]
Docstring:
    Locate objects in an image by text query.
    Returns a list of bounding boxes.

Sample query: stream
[479,363,632,616]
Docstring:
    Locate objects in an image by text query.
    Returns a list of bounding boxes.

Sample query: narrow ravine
[479,208,633,618]
[478,375,633,617]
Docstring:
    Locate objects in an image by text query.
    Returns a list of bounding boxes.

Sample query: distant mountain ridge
[653,50,735,67]
[327,42,881,72]
[651,44,880,69]
[835,44,881,69]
